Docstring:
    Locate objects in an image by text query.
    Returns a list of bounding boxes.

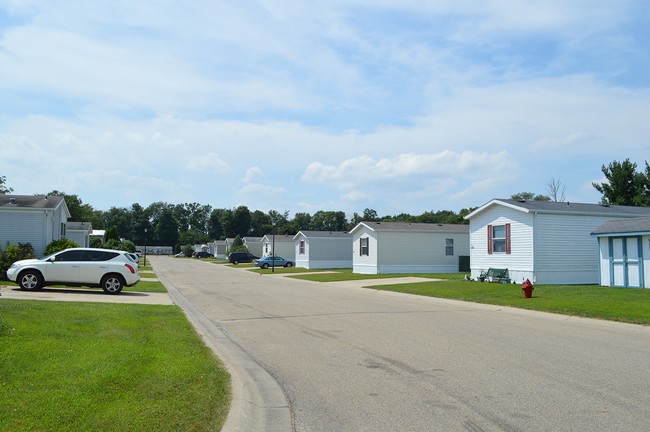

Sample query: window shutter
[360,238,363,256]
[505,223,511,254]
[487,224,493,254]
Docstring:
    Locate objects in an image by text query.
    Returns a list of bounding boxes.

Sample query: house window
[299,240,305,255]
[445,238,454,256]
[487,223,511,254]
[61,223,66,237]
[360,237,369,256]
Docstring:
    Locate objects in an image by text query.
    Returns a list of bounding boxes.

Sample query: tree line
[1,158,649,251]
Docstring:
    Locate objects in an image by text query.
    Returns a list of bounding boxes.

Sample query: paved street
[152,256,650,432]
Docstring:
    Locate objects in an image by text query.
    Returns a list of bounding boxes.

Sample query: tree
[511,192,550,201]
[310,211,347,231]
[156,208,180,246]
[0,174,13,194]
[592,159,647,206]
[231,206,252,237]
[545,178,566,202]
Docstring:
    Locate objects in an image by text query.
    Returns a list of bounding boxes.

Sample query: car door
[79,250,118,284]
[46,249,82,283]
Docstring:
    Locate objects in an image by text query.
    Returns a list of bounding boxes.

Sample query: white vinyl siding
[294,234,353,269]
[352,225,469,274]
[469,207,533,282]
[533,213,609,284]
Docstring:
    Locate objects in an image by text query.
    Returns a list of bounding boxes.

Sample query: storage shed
[592,217,650,288]
[293,231,352,269]
[349,222,469,274]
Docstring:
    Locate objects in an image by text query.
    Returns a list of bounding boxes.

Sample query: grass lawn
[0,300,230,431]
[292,271,650,326]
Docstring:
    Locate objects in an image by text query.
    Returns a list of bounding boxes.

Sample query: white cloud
[186,153,230,174]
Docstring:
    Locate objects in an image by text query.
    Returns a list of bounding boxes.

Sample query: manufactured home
[0,195,71,257]
[465,199,650,284]
[350,222,469,274]
[261,234,296,259]
[293,231,352,269]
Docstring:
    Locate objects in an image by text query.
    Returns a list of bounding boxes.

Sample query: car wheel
[18,270,43,290]
[285,262,293,268]
[101,274,124,294]
[262,263,269,269]
[233,260,239,265]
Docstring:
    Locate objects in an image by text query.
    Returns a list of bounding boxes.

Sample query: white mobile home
[465,199,650,284]
[592,217,650,288]
[243,237,263,257]
[0,195,71,257]
[350,222,469,274]
[66,222,92,248]
[293,231,353,269]
[261,234,296,259]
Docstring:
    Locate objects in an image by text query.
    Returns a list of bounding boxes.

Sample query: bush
[44,239,80,256]
[104,239,136,252]
[0,242,36,279]
[182,245,194,257]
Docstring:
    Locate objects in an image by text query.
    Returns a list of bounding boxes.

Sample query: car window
[81,250,108,261]
[54,250,83,262]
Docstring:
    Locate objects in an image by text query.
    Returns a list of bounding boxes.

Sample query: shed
[0,195,71,257]
[261,234,296,259]
[349,221,469,274]
[591,217,650,288]
[464,199,650,284]
[293,231,352,269]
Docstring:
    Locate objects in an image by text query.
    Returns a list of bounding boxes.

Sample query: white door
[611,237,642,288]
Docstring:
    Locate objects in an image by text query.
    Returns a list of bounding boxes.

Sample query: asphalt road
[151,256,650,432]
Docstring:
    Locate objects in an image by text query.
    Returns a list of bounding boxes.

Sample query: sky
[1,1,649,218]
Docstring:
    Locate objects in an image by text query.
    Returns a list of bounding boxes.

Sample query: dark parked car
[194,251,214,258]
[227,251,259,264]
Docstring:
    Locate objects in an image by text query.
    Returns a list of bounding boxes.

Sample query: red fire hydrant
[522,279,534,299]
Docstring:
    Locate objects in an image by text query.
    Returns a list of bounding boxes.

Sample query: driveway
[0,285,173,305]
[151,256,650,432]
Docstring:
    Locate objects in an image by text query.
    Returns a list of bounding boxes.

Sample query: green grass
[0,300,231,431]
[292,270,650,325]
[291,268,446,281]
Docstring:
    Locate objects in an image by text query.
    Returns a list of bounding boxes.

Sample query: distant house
[209,240,228,258]
[0,195,71,257]
[592,217,650,288]
[293,231,353,269]
[465,199,650,284]
[243,237,263,257]
[67,222,92,248]
[349,222,469,274]
[261,234,296,259]
[90,229,105,245]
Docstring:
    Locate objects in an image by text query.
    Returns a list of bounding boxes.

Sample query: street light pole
[144,227,147,267]
[271,223,275,273]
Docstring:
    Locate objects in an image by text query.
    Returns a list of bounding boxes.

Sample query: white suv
[7,248,140,294]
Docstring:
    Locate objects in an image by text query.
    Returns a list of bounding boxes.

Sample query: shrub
[0,242,36,278]
[182,245,194,257]
[44,239,80,256]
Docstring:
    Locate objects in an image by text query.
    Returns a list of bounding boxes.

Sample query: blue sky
[1,0,648,217]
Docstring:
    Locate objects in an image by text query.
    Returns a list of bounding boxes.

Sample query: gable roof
[261,234,295,242]
[243,237,263,243]
[350,221,468,235]
[67,221,93,232]
[0,194,71,218]
[293,231,352,240]
[591,217,650,236]
[465,199,650,220]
